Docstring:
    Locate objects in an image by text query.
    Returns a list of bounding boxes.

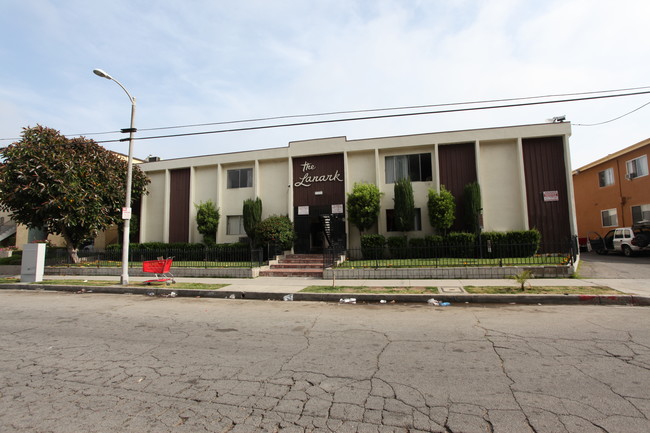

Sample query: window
[385,153,432,183]
[226,215,245,235]
[598,168,614,187]
[601,209,618,227]
[227,168,253,188]
[626,155,648,180]
[386,208,422,232]
[632,204,650,224]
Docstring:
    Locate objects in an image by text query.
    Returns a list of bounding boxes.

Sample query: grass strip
[464,286,622,295]
[302,286,439,294]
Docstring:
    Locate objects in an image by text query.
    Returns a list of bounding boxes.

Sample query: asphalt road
[1,290,649,433]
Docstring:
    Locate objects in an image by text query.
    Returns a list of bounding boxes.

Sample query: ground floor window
[601,208,618,227]
[631,204,650,224]
[227,215,245,235]
[386,208,422,232]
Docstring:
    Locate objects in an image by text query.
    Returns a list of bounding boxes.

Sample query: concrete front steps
[259,254,324,277]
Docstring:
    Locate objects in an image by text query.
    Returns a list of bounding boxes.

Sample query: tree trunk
[60,230,80,264]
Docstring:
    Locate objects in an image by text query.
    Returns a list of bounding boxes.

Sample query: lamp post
[93,68,136,285]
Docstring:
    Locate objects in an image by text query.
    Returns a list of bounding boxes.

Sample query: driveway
[578,250,650,278]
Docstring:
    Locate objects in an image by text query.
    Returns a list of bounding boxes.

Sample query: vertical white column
[188,166,196,243]
[516,137,529,230]
[287,158,294,220]
[139,182,148,243]
[163,169,171,243]
[216,164,223,243]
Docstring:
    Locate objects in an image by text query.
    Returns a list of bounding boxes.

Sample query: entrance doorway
[293,205,346,254]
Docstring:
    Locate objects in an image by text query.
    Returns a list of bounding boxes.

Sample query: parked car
[587,222,650,256]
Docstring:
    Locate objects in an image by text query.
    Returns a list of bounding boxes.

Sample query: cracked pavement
[1,290,649,433]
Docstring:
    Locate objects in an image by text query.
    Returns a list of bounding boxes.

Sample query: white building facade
[138,122,577,252]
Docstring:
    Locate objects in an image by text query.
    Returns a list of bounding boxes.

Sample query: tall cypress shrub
[464,181,482,234]
[393,178,415,232]
[243,197,262,245]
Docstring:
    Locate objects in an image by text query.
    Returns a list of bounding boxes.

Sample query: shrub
[255,215,296,251]
[195,200,220,245]
[408,237,428,258]
[360,234,386,259]
[463,182,482,234]
[387,236,408,259]
[425,234,445,258]
[347,183,382,233]
[243,198,262,244]
[393,178,415,232]
[427,186,455,235]
[447,232,476,258]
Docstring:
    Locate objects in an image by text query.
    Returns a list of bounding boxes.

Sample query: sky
[1,0,649,170]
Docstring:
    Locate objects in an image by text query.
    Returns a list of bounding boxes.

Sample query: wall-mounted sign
[298,206,309,215]
[294,161,344,188]
[332,204,343,214]
[543,191,559,202]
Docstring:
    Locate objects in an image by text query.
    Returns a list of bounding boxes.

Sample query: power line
[2,85,649,142]
[93,89,650,144]
[573,99,650,126]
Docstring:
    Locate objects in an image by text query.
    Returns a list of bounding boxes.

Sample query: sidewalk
[4,274,650,306]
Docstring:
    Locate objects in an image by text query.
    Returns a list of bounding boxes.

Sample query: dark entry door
[293,205,343,254]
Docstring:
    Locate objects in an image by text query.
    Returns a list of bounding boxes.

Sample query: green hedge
[387,236,408,259]
[360,234,386,259]
[481,230,540,258]
[446,232,476,258]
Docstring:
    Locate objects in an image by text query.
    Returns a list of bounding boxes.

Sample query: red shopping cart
[142,257,175,284]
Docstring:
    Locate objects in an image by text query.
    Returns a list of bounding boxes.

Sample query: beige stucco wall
[259,159,290,217]
[219,162,256,243]
[377,145,436,239]
[478,139,527,231]
[191,165,219,243]
[140,171,166,242]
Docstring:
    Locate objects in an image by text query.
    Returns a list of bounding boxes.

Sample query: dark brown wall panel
[293,154,345,208]
[438,142,477,231]
[169,168,190,243]
[522,136,571,248]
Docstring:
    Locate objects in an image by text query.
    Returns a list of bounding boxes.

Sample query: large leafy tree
[0,125,150,262]
[346,182,382,234]
[393,178,415,232]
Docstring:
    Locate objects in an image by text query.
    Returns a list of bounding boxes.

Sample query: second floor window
[626,155,648,180]
[598,168,614,187]
[227,168,253,188]
[385,153,432,183]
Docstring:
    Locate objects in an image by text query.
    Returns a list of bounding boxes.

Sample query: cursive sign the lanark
[294,161,343,187]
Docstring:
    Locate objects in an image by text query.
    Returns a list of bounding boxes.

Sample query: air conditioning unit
[625,172,637,180]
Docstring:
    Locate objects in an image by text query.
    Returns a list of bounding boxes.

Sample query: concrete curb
[2,284,649,306]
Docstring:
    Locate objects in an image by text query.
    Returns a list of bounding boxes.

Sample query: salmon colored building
[573,137,650,241]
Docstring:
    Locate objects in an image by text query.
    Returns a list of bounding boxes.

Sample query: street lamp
[93,68,136,285]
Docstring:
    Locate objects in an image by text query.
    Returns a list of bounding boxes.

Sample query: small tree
[427,186,455,235]
[195,200,220,245]
[243,197,262,245]
[0,125,149,263]
[347,182,382,234]
[393,178,415,232]
[255,215,296,250]
[464,181,482,234]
